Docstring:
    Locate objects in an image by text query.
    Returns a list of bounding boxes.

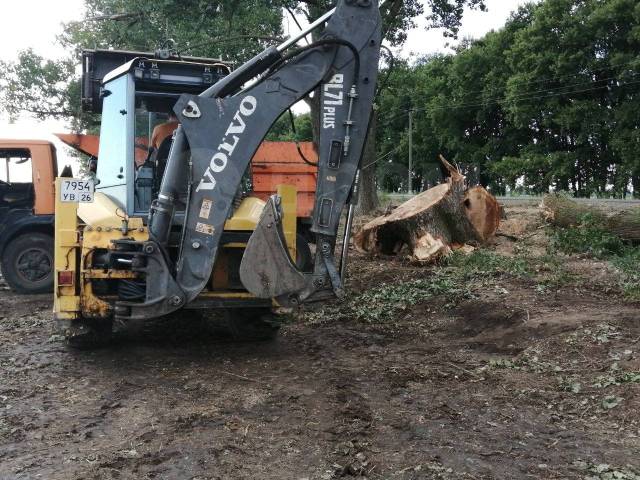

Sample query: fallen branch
[541,193,640,242]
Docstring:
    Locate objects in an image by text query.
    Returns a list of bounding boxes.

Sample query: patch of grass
[344,250,536,323]
[485,353,562,374]
[533,253,575,293]
[551,214,626,259]
[611,248,640,300]
[306,250,533,325]
[444,249,531,278]
[350,271,472,323]
[550,214,640,299]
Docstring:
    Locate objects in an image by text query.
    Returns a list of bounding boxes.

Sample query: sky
[0,0,535,168]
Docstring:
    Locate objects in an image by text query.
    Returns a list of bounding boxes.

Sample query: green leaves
[601,395,623,410]
[0,49,81,123]
[375,0,640,197]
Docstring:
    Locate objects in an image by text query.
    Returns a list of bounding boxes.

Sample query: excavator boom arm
[117,0,382,320]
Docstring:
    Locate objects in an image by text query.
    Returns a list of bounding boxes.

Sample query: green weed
[593,371,640,388]
[551,214,625,259]
[486,354,561,374]
[350,272,471,323]
[549,215,640,299]
[445,249,530,278]
[611,249,640,300]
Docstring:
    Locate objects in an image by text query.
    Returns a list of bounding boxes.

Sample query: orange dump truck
[0,134,316,295]
[0,139,58,293]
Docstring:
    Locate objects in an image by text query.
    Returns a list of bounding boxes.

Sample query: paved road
[386,193,640,208]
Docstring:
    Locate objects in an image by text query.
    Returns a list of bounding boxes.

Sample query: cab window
[96,74,134,211]
[0,149,33,184]
[133,94,180,213]
[0,148,34,208]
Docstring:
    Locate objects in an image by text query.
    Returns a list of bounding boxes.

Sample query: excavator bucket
[239,195,307,300]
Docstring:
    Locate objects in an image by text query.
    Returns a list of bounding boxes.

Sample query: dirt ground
[1,206,639,479]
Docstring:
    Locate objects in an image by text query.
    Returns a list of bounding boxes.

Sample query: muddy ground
[1,206,639,479]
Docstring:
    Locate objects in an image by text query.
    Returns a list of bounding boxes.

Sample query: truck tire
[1,233,54,294]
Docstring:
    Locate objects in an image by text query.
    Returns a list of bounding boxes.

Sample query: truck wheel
[1,233,54,294]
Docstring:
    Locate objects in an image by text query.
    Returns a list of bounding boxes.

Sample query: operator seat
[153,134,174,194]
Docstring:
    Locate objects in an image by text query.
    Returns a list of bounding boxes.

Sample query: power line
[378,76,640,127]
[362,144,403,170]
[377,61,640,127]
[425,78,640,114]
[367,79,640,171]
[452,59,640,99]
[387,58,640,104]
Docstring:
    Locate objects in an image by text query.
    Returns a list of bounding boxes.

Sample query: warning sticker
[199,199,213,219]
[195,222,215,236]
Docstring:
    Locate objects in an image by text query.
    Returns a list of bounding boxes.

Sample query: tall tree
[0,0,285,131]
[280,0,487,212]
[60,0,284,63]
[375,0,640,198]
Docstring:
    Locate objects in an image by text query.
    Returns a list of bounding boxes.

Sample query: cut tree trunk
[354,157,501,262]
[542,193,640,242]
[464,186,502,242]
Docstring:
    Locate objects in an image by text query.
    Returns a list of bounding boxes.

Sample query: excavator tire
[1,233,54,294]
[63,319,113,350]
[224,308,281,341]
[295,233,313,273]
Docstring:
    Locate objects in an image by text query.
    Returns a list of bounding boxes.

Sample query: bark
[354,158,501,262]
[542,194,640,242]
[356,110,379,215]
[305,90,321,150]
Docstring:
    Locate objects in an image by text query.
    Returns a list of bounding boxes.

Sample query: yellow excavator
[54,0,382,346]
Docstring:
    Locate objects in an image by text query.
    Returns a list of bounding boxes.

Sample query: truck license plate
[60,179,95,203]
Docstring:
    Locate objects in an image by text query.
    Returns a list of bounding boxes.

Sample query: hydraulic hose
[268,38,361,82]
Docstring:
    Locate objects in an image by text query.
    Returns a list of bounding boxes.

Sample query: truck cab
[0,139,57,293]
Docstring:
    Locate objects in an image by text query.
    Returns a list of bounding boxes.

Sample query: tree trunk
[305,90,321,149]
[354,159,501,262]
[542,193,640,242]
[356,110,379,215]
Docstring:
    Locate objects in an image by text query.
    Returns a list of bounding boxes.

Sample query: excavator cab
[54,0,382,347]
[90,53,231,217]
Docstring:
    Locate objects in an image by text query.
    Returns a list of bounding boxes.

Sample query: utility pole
[408,109,413,194]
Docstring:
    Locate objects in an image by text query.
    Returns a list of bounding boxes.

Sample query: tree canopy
[0,0,487,128]
[375,0,640,197]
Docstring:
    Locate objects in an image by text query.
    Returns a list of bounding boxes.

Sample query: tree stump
[354,158,501,262]
[464,186,502,242]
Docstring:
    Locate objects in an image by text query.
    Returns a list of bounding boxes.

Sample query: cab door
[95,74,135,211]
